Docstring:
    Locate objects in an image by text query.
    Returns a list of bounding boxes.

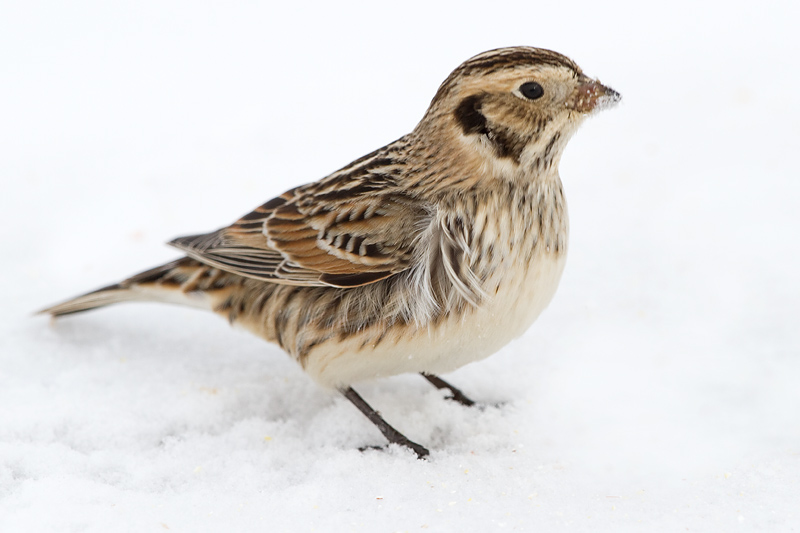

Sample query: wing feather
[169,145,433,288]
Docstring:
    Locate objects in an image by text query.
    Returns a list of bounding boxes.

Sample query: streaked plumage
[41,47,620,457]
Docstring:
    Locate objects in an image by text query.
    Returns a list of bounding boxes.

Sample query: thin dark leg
[341,387,430,459]
[421,373,476,407]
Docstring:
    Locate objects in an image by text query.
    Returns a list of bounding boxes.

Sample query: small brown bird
[41,47,620,458]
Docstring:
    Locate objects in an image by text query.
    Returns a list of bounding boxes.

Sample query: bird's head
[420,47,620,175]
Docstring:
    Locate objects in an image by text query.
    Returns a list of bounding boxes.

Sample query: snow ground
[1,1,799,531]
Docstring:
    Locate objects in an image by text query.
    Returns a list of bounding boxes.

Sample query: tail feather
[39,257,242,317]
[38,283,142,316]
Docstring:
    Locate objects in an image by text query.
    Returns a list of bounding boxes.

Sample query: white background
[1,0,798,530]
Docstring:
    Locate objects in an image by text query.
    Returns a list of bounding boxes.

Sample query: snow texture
[2,1,798,531]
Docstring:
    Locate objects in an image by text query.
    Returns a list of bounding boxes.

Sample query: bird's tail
[38,257,243,317]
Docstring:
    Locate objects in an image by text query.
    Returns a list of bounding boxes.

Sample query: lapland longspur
[42,47,620,458]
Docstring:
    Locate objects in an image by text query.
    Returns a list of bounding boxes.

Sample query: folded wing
[170,177,432,288]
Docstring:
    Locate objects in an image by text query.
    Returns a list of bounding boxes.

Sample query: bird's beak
[566,77,621,113]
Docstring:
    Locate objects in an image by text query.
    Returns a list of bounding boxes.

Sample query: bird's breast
[300,176,569,388]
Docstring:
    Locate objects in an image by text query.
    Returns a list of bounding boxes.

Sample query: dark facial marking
[488,127,527,162]
[455,94,531,163]
[454,94,488,135]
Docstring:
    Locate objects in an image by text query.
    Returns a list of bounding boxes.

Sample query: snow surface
[2,1,799,531]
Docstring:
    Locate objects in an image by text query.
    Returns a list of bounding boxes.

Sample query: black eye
[519,81,544,100]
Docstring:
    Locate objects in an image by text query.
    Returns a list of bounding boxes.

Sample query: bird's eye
[519,82,544,100]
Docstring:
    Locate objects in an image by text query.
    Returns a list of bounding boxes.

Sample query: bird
[40,46,620,458]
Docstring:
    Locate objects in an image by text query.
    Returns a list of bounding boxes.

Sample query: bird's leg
[421,373,476,407]
[341,387,430,459]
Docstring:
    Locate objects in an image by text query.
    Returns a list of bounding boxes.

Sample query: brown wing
[170,166,432,288]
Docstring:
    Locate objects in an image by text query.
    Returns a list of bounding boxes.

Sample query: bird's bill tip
[566,78,621,113]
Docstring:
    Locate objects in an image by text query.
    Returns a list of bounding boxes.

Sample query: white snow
[2,1,799,531]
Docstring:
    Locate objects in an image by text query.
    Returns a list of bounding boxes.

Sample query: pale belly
[303,248,568,388]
